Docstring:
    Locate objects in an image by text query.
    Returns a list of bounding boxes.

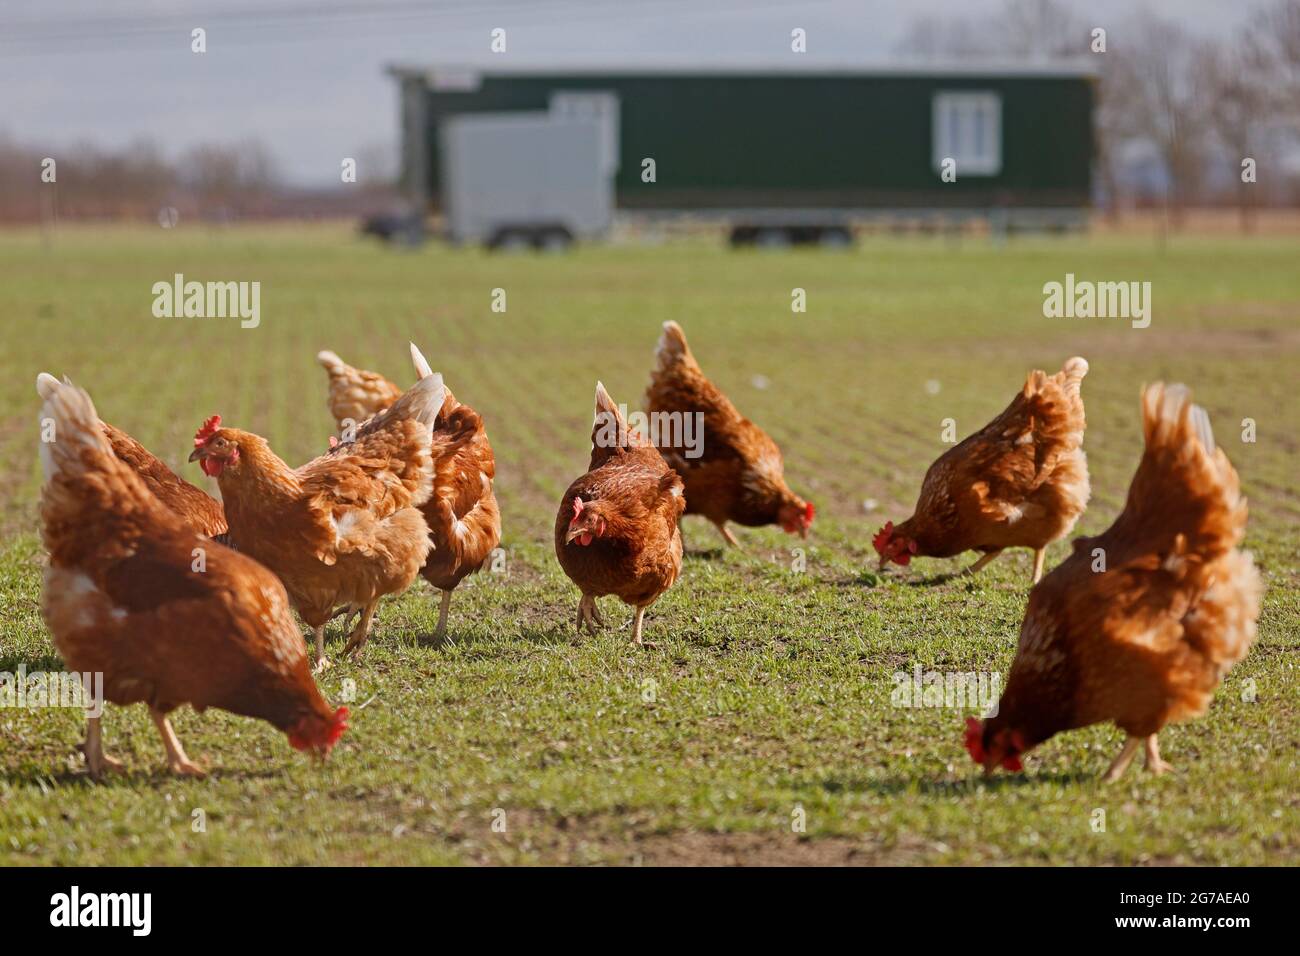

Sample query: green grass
[0,224,1296,865]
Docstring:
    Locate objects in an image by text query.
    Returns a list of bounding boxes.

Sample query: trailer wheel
[487,229,533,252]
[535,227,574,252]
[754,228,792,249]
[817,227,854,248]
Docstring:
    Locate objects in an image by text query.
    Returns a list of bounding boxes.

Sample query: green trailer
[388,61,1095,245]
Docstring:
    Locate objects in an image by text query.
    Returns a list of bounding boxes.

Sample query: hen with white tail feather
[37,379,346,779]
[191,357,446,668]
[555,382,684,648]
[36,373,229,543]
[967,383,1262,780]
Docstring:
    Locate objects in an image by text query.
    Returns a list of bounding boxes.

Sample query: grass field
[0,224,1296,865]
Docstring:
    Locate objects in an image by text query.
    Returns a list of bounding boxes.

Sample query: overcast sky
[1,0,1257,185]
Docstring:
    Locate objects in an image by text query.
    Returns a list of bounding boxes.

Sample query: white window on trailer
[550,91,621,175]
[932,92,1002,177]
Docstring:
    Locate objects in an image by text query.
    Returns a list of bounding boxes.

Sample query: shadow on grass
[0,757,293,789]
[0,651,66,672]
[904,571,967,588]
[818,769,1096,797]
[685,547,730,561]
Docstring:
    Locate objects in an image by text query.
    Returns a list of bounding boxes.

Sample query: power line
[0,0,817,56]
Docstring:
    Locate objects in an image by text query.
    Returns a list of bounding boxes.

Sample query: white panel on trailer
[440,111,614,244]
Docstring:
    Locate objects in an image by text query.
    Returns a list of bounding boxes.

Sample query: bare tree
[1113,16,1211,228]
[1198,43,1273,230]
[1246,0,1300,108]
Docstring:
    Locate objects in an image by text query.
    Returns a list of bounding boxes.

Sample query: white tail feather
[36,372,62,401]
[409,342,433,380]
[37,380,111,483]
[317,350,346,372]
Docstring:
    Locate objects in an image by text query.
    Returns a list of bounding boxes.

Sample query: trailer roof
[388,58,1098,80]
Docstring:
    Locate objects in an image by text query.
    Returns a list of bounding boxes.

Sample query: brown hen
[37,380,346,778]
[875,357,1090,583]
[645,321,812,547]
[36,373,228,543]
[317,349,404,435]
[190,371,446,669]
[968,383,1262,781]
[555,382,685,647]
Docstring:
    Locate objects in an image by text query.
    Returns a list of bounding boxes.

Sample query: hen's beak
[564,526,586,544]
[187,447,207,463]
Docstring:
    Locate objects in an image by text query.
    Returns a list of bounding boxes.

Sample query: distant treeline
[0,137,397,224]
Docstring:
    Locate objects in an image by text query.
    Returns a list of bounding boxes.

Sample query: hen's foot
[1144,735,1174,775]
[150,709,207,779]
[312,655,333,675]
[576,595,604,635]
[714,522,742,549]
[1102,735,1142,783]
[1031,547,1046,584]
[166,756,208,778]
[964,549,1003,576]
[81,717,124,780]
[340,604,378,660]
[80,745,125,780]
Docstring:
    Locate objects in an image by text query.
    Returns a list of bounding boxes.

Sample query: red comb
[964,717,985,764]
[570,497,584,525]
[328,706,350,746]
[804,502,815,523]
[194,415,221,446]
[871,521,893,554]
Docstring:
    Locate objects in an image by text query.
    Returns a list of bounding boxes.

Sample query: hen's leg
[81,715,124,780]
[629,606,656,649]
[576,594,603,635]
[964,549,1003,576]
[1143,734,1174,775]
[150,708,206,777]
[430,589,452,646]
[1102,735,1141,783]
[1031,548,1047,584]
[311,625,331,674]
[330,603,360,630]
[713,521,741,549]
[341,602,378,660]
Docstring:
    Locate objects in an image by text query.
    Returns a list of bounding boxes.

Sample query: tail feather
[36,379,114,485]
[594,380,625,430]
[655,321,695,373]
[1060,356,1089,394]
[36,372,63,402]
[409,342,433,380]
[1143,382,1211,456]
[316,350,349,375]
[1134,382,1261,721]
[359,371,445,434]
[1134,382,1244,553]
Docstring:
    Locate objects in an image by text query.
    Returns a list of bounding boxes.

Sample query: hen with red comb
[645,320,813,547]
[875,357,1090,583]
